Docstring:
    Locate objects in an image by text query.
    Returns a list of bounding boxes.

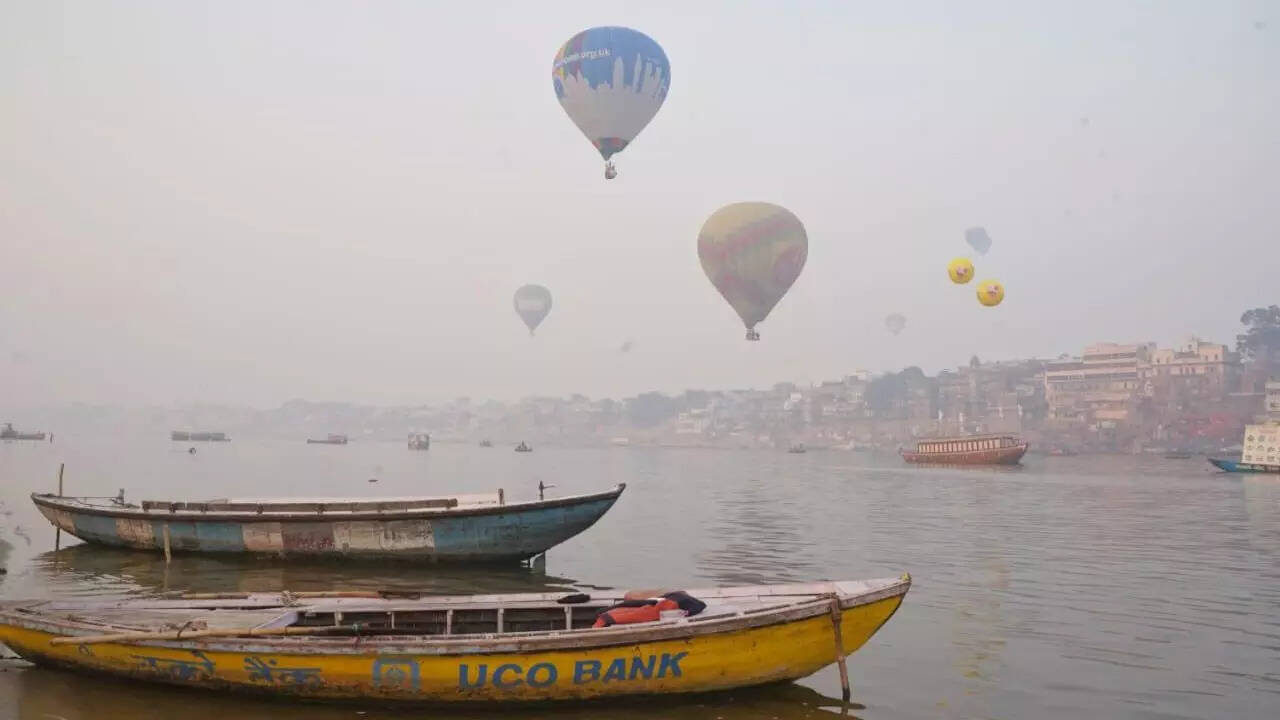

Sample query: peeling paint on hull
[31,487,624,563]
[0,595,906,702]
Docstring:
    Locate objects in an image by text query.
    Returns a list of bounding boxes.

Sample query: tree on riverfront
[1237,305,1280,368]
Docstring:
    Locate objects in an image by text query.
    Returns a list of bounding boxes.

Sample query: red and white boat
[900,434,1028,465]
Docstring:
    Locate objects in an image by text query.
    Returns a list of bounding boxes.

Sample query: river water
[0,436,1277,719]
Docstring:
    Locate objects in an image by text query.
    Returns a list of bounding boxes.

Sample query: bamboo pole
[828,596,851,702]
[54,463,65,551]
[50,624,354,647]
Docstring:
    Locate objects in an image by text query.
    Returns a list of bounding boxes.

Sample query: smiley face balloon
[948,257,975,284]
[977,279,1005,307]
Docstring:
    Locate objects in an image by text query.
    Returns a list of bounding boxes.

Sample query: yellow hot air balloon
[948,258,974,284]
[977,279,1004,307]
[697,202,808,341]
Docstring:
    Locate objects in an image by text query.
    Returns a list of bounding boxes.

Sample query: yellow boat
[0,576,909,702]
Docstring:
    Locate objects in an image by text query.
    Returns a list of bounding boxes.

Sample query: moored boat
[900,434,1028,465]
[306,434,349,445]
[30,485,625,563]
[0,575,909,702]
[515,441,533,453]
[1,423,47,441]
[171,431,230,442]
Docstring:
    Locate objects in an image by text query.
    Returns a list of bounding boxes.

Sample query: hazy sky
[2,0,1276,407]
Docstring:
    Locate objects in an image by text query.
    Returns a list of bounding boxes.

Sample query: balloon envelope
[513,285,553,334]
[552,27,670,162]
[698,202,808,334]
[965,227,992,255]
[885,313,907,335]
[976,279,1005,307]
[948,257,975,284]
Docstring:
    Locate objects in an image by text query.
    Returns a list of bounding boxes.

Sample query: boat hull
[900,443,1028,466]
[1209,458,1280,474]
[0,590,905,702]
[31,487,624,563]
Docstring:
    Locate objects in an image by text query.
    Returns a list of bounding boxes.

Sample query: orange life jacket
[593,598,679,628]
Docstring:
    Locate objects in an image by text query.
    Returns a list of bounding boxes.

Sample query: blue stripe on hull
[431,497,617,559]
[70,514,129,548]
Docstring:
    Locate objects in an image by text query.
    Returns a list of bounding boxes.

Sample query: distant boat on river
[1,423,46,441]
[515,441,533,453]
[900,434,1028,466]
[171,431,229,442]
[1209,423,1279,474]
[408,433,430,451]
[307,434,348,445]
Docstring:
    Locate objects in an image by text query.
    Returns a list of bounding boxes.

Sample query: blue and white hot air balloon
[552,27,670,179]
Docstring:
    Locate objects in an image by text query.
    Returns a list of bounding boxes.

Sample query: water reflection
[29,544,590,598]
[698,456,822,584]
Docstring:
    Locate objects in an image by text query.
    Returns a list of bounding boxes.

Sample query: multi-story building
[1147,338,1237,396]
[1267,380,1280,420]
[1045,342,1154,426]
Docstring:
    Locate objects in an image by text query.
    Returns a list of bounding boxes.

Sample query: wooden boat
[514,442,533,453]
[900,434,1028,465]
[171,431,230,442]
[0,575,909,702]
[1,422,46,441]
[307,434,349,445]
[408,433,431,451]
[787,443,807,454]
[29,485,626,563]
[1208,458,1280,474]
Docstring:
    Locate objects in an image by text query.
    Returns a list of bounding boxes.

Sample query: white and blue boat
[31,485,625,564]
[1208,422,1280,474]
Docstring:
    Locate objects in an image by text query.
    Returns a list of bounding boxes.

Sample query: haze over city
[2,0,1276,409]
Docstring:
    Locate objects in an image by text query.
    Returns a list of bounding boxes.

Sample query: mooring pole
[54,463,65,551]
[829,595,851,702]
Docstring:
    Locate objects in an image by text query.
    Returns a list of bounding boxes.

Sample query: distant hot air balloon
[552,27,670,180]
[948,258,975,284]
[697,202,808,341]
[513,285,553,335]
[965,227,992,255]
[976,280,1005,307]
[885,313,907,335]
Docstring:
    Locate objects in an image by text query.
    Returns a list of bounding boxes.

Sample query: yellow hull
[0,595,902,702]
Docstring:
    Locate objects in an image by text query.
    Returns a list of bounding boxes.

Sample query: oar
[49,624,358,646]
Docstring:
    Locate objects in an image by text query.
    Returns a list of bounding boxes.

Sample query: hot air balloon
[513,285,553,335]
[965,227,992,255]
[885,313,907,335]
[948,258,975,284]
[552,27,670,179]
[976,280,1005,307]
[697,202,808,341]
